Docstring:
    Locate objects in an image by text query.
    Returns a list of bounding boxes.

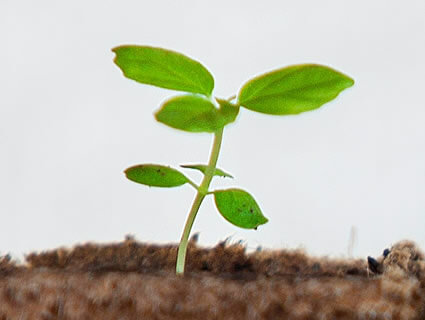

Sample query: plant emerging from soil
[112,45,354,275]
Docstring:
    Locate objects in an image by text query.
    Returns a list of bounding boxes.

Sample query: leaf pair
[125,164,267,229]
[112,45,354,122]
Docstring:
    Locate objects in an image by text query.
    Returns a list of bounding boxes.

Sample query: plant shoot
[112,45,354,275]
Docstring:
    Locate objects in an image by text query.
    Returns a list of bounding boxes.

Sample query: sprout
[113,45,354,275]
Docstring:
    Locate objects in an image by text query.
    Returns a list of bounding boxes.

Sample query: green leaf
[214,188,268,229]
[155,95,224,133]
[112,45,214,96]
[180,164,233,178]
[238,64,354,115]
[216,98,240,126]
[125,164,189,188]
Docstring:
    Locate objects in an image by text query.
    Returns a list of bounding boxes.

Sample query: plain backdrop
[1,0,424,261]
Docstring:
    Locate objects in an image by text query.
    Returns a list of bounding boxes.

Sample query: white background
[1,0,424,261]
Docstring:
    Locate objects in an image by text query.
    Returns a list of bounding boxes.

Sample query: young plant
[112,45,354,275]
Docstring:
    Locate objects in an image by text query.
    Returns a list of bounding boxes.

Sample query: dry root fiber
[0,239,424,319]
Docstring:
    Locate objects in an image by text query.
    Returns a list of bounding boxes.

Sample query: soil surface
[0,238,424,319]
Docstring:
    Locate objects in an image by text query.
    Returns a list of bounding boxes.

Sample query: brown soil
[0,238,424,319]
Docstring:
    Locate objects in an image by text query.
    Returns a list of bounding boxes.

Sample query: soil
[0,238,424,319]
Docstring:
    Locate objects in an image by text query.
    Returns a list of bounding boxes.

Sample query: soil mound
[0,239,424,319]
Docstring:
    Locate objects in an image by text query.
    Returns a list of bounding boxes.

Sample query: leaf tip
[111,45,125,58]
[111,45,126,70]
[340,71,355,88]
[153,108,161,122]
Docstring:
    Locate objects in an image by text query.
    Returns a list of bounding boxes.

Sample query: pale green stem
[176,127,224,275]
[186,179,200,191]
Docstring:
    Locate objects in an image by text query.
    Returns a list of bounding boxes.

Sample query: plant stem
[176,127,224,275]
[186,179,200,191]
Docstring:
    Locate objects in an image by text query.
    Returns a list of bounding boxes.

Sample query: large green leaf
[125,164,189,188]
[180,164,233,178]
[112,45,214,96]
[214,188,268,229]
[238,64,354,115]
[155,95,226,133]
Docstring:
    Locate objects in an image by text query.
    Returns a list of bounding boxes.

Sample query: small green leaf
[155,95,224,133]
[238,64,354,115]
[216,98,240,126]
[125,164,189,188]
[112,45,214,96]
[214,188,268,229]
[180,164,233,178]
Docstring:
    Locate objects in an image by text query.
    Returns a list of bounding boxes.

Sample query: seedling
[112,45,354,275]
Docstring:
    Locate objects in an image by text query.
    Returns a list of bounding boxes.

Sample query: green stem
[176,127,224,275]
[186,179,200,191]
